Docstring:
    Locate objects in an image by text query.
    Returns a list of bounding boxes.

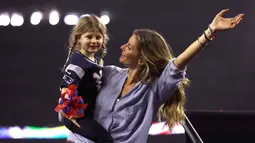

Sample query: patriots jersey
[61,51,102,117]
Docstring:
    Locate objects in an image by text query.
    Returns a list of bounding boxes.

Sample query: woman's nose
[120,43,127,50]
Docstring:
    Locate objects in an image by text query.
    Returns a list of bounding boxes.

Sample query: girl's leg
[64,117,113,143]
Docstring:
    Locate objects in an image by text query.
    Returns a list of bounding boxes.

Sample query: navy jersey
[61,51,102,117]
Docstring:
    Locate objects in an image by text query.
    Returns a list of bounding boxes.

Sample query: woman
[66,9,244,143]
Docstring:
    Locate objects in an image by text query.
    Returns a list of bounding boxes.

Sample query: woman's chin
[119,58,124,63]
[119,56,125,63]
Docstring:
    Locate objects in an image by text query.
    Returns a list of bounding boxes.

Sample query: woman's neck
[79,49,95,62]
[126,68,139,85]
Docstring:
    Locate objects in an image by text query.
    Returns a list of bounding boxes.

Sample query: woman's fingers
[217,9,229,17]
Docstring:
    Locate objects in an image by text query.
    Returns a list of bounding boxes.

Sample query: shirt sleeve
[154,58,186,103]
[60,54,85,88]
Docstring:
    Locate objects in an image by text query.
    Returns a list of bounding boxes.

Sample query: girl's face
[78,28,103,56]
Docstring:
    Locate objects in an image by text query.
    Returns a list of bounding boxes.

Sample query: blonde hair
[133,29,190,129]
[63,15,108,69]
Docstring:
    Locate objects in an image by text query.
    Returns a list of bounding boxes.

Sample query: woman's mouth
[121,52,125,57]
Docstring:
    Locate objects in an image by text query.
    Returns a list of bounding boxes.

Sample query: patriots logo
[93,71,102,89]
[63,75,74,84]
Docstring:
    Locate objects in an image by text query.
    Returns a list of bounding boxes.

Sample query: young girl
[56,15,113,143]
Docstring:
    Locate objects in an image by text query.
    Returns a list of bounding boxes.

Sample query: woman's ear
[138,60,144,67]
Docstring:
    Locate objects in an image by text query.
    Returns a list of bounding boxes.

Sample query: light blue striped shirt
[67,59,186,143]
